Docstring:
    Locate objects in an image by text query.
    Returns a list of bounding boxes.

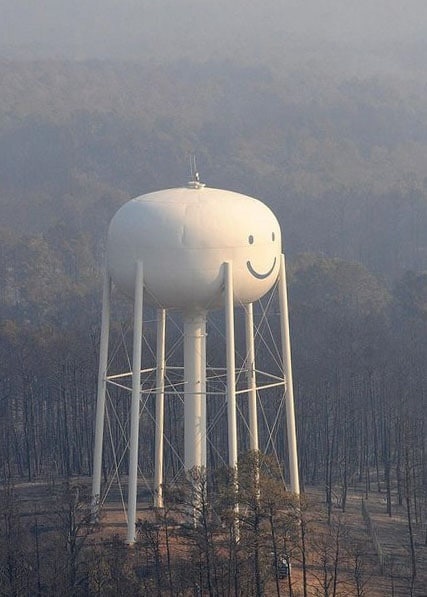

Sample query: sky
[1,0,427,64]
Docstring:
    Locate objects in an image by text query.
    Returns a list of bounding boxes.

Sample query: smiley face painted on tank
[246,230,278,280]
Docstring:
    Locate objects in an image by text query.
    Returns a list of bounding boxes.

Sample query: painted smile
[246,257,277,280]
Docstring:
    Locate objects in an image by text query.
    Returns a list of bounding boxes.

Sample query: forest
[1,21,427,594]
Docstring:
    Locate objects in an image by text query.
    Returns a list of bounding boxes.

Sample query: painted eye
[272,232,275,241]
[248,235,254,244]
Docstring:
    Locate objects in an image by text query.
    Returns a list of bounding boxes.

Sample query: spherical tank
[106,185,281,311]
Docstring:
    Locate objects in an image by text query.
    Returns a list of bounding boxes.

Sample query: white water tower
[91,178,300,544]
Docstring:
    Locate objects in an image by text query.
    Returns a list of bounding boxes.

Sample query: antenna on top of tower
[188,153,205,189]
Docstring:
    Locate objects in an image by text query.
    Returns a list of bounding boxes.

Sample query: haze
[1,2,427,592]
[2,0,427,76]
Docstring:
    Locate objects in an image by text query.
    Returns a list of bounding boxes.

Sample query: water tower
[91,178,300,544]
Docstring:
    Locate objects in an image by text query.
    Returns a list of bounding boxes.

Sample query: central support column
[224,261,239,540]
[154,308,166,508]
[184,312,207,471]
[224,262,238,469]
[200,318,207,469]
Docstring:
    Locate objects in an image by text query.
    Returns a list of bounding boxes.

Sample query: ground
[8,478,427,596]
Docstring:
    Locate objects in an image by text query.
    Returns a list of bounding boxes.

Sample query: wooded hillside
[0,55,426,594]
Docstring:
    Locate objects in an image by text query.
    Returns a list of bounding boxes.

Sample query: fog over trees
[0,1,426,594]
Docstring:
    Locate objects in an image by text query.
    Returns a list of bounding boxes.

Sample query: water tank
[107,185,281,311]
